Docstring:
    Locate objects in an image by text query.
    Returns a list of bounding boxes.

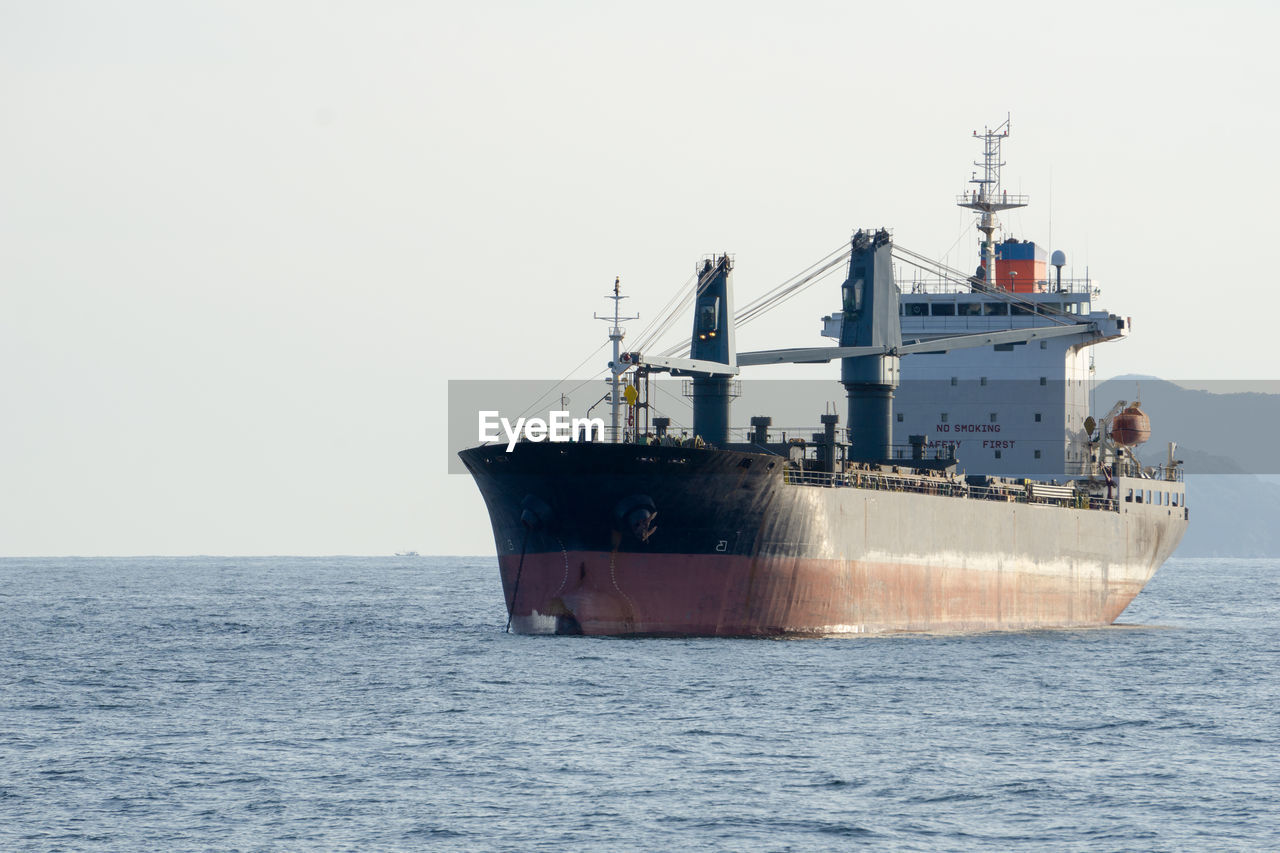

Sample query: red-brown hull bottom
[462,442,1184,637]
[499,550,1147,636]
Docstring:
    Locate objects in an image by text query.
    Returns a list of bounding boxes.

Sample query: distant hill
[1094,377,1280,475]
[1093,378,1280,556]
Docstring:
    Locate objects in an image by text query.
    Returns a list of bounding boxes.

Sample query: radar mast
[957,115,1027,290]
[596,277,639,443]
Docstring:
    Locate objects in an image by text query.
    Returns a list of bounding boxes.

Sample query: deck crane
[616,229,1115,463]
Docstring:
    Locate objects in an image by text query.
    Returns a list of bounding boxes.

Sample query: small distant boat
[395,550,420,557]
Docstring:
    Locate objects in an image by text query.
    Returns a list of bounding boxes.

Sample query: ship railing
[630,426,842,451]
[783,467,966,497]
[956,192,1030,207]
[900,276,1097,297]
[783,467,1121,512]
[718,430,955,464]
[1064,460,1094,477]
[680,379,743,399]
[1109,460,1184,483]
[722,426,838,448]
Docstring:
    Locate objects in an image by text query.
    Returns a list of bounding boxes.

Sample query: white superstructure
[895,290,1123,477]
[823,118,1130,479]
[822,290,1126,477]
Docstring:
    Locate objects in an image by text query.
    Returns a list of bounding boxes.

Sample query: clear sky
[2,1,1276,556]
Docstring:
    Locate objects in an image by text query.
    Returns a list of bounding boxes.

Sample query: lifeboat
[1110,403,1151,446]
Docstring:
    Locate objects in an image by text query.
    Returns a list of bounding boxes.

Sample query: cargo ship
[458,119,1188,636]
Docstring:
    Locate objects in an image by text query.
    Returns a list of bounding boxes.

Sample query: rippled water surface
[1,556,1277,851]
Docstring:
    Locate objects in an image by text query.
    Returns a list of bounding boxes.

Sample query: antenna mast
[956,115,1027,290]
[595,277,639,443]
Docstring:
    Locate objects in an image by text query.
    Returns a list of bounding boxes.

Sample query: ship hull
[460,442,1186,636]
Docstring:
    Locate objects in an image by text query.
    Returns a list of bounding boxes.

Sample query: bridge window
[1012,304,1033,316]
[904,302,928,316]
[697,297,720,333]
[932,303,956,316]
[959,302,982,316]
[844,277,864,313]
[984,303,1009,316]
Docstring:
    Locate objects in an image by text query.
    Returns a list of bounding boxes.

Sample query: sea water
[1,556,1277,851]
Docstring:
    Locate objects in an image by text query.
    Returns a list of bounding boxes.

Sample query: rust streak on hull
[500,550,1150,637]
